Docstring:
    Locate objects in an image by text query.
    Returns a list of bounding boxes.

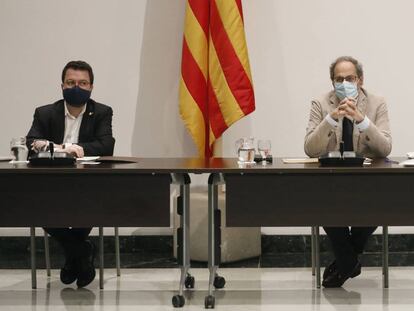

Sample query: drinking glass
[258,139,271,164]
[10,136,29,161]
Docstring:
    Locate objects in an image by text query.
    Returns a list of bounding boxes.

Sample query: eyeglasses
[64,79,91,89]
[333,75,358,83]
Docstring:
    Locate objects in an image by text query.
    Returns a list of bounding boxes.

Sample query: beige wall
[228,0,414,157]
[1,0,414,235]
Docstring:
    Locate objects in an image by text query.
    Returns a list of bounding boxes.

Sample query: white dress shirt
[63,102,86,145]
[325,114,370,132]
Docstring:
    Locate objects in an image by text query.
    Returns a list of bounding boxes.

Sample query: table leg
[30,227,37,289]
[171,173,192,308]
[383,226,389,288]
[115,227,121,277]
[99,227,104,289]
[315,226,321,289]
[44,230,51,277]
[205,173,225,309]
[311,226,315,276]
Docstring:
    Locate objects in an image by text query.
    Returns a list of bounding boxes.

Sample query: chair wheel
[172,295,185,308]
[204,295,215,308]
[213,275,226,289]
[185,275,195,289]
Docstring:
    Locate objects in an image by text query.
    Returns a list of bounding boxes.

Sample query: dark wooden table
[1,157,411,309]
[0,160,172,227]
[0,158,198,308]
[204,157,413,308]
[221,157,412,226]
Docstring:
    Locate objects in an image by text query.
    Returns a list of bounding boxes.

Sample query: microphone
[49,142,54,159]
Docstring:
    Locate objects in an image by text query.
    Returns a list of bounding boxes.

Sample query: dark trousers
[323,226,377,274]
[44,228,92,260]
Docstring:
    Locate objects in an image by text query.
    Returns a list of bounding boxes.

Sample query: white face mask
[334,81,358,101]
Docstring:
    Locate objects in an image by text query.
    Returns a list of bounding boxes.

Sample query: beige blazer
[304,88,392,158]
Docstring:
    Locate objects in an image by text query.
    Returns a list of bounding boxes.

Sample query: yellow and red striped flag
[179,0,255,157]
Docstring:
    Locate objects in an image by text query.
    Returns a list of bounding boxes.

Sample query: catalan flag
[180,0,255,157]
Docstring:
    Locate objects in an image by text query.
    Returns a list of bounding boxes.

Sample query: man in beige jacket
[304,56,392,288]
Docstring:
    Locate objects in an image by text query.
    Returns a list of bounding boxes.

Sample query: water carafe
[235,138,255,163]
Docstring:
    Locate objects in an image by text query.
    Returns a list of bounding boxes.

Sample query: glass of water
[10,136,29,161]
[258,139,271,164]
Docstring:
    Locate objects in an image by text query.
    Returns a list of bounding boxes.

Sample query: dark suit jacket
[26,99,115,156]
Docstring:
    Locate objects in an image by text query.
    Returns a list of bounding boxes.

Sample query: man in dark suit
[26,60,115,287]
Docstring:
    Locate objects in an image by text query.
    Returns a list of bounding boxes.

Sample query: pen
[385,158,399,164]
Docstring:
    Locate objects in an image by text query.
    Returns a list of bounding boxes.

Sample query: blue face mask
[63,86,91,107]
[334,81,358,101]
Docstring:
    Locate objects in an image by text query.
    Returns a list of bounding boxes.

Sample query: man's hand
[65,144,84,158]
[330,98,365,123]
[340,99,365,123]
[31,139,48,152]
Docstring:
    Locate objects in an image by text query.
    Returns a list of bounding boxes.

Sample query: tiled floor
[1,267,414,310]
